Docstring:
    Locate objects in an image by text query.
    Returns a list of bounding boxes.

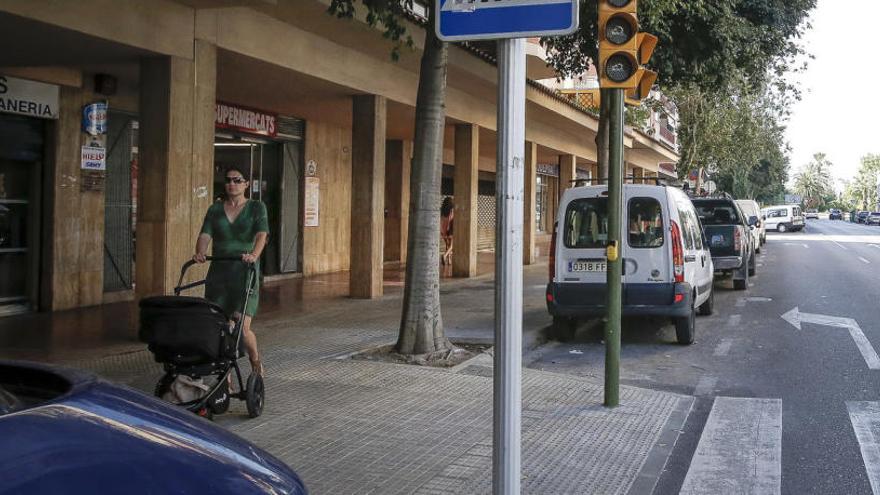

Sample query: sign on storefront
[81,146,106,170]
[304,176,320,227]
[0,75,59,119]
[82,102,108,135]
[215,102,277,137]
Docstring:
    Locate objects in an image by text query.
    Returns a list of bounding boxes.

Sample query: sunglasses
[225,176,246,184]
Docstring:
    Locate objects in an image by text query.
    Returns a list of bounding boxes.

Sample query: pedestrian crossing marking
[847,401,880,494]
[680,397,782,495]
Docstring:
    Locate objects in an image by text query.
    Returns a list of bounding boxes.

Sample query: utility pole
[604,88,624,407]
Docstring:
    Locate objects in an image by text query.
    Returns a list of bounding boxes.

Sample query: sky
[785,0,880,191]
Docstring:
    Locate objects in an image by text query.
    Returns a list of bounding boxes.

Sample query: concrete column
[45,87,104,310]
[136,40,216,299]
[559,154,576,200]
[591,163,599,182]
[384,140,411,263]
[350,94,386,298]
[453,124,479,278]
[633,166,644,184]
[523,141,537,265]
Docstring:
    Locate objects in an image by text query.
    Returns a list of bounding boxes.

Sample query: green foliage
[542,0,816,203]
[793,153,834,209]
[542,0,815,90]
[842,154,880,211]
[672,80,789,203]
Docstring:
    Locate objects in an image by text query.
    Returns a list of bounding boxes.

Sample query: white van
[761,205,805,232]
[736,199,765,252]
[546,184,714,345]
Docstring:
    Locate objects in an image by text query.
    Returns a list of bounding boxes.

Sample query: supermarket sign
[215,102,276,137]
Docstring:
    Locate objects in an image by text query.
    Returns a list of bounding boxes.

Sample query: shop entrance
[213,137,302,275]
[0,114,44,315]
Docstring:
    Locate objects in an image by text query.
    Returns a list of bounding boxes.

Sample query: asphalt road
[525,218,880,494]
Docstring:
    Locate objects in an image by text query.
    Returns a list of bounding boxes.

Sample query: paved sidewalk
[48,264,693,494]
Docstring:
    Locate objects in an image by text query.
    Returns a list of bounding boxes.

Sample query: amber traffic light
[598,0,657,99]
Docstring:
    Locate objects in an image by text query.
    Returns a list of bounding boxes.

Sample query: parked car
[829,209,843,220]
[736,199,765,253]
[805,209,819,219]
[546,184,714,345]
[857,211,870,224]
[867,212,880,226]
[692,196,756,291]
[0,361,308,495]
[762,205,805,232]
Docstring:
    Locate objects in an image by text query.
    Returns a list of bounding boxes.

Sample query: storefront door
[213,137,301,275]
[0,114,43,315]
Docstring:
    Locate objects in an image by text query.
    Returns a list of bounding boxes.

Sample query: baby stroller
[138,257,265,419]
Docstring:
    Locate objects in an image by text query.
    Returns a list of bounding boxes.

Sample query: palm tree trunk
[395,11,451,355]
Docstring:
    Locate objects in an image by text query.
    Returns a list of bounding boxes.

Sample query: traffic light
[598,0,657,100]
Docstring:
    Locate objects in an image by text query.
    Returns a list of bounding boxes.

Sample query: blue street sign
[436,0,578,41]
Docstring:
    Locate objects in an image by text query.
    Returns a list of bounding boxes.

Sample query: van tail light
[734,227,742,252]
[670,221,684,283]
[549,222,557,282]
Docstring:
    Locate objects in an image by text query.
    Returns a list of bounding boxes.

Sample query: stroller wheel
[245,373,265,418]
[154,374,175,398]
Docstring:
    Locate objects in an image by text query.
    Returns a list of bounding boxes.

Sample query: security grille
[103,113,137,292]
[477,194,495,251]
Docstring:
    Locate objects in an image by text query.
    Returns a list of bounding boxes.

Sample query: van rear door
[557,190,616,289]
[624,188,673,306]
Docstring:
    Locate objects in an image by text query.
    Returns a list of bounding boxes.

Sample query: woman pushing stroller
[193,165,267,377]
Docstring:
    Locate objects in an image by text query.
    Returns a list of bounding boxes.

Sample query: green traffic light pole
[604,88,624,408]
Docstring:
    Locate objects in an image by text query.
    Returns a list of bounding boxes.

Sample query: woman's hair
[225,165,250,181]
[441,196,454,217]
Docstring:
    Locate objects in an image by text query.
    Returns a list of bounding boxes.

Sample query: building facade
[0,0,678,316]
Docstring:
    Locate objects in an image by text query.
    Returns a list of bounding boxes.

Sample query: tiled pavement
[44,265,694,494]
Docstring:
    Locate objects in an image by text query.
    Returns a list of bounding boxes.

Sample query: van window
[793,206,801,217]
[628,198,664,248]
[694,200,742,225]
[768,208,786,218]
[563,198,609,249]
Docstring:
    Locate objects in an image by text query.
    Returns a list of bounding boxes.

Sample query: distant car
[805,209,819,219]
[829,209,843,220]
[736,199,765,253]
[0,361,308,495]
[857,211,870,224]
[762,205,805,232]
[867,212,880,226]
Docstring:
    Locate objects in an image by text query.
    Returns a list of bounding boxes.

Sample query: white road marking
[768,233,880,244]
[833,241,850,251]
[680,397,782,495]
[781,307,880,370]
[847,401,880,495]
[714,339,733,356]
[747,297,773,302]
[736,298,746,308]
[860,257,871,265]
[783,242,809,248]
[870,244,880,250]
[694,376,718,396]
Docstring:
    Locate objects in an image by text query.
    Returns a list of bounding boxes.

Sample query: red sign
[215,102,277,137]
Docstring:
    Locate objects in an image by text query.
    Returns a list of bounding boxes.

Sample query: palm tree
[794,153,833,209]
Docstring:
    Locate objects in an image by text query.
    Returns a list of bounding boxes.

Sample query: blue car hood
[0,364,306,495]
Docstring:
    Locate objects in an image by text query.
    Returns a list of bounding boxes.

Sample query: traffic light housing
[598,0,657,100]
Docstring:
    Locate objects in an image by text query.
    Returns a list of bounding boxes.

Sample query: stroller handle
[175,255,257,295]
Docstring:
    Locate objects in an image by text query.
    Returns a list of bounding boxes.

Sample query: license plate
[571,260,606,272]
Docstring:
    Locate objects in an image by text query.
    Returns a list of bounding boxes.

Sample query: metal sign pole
[493,37,525,495]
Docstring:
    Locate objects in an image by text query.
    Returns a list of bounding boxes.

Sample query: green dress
[200,200,269,317]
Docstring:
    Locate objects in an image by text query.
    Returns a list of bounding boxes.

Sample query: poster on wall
[304,176,320,227]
